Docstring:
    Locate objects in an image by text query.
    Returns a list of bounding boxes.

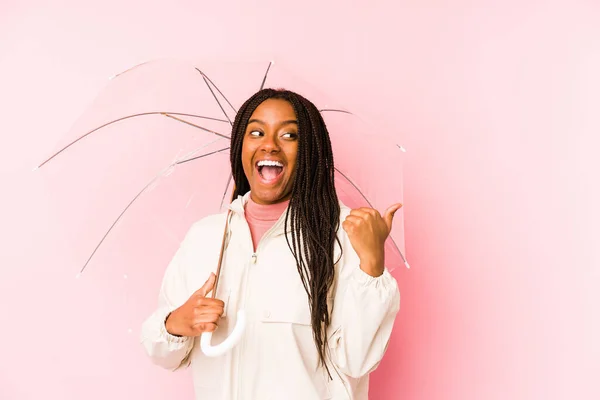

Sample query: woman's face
[241,98,299,205]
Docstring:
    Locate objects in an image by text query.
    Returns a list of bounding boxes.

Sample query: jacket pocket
[259,300,312,325]
[259,303,332,399]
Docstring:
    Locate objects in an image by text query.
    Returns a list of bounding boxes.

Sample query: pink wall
[1,1,599,399]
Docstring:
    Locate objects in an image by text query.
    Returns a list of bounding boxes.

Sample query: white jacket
[140,193,400,399]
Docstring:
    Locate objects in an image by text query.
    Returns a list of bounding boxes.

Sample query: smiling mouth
[256,160,284,184]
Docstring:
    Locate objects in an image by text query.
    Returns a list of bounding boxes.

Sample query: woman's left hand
[342,203,403,277]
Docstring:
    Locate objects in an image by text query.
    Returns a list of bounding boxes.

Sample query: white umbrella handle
[200,309,246,357]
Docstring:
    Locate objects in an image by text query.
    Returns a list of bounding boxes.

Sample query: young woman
[141,88,401,399]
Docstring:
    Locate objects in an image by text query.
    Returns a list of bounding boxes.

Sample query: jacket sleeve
[140,225,197,371]
[327,218,401,379]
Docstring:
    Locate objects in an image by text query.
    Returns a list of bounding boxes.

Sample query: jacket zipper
[235,210,286,400]
[234,215,253,400]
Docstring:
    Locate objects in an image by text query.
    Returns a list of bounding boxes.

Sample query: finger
[193,322,218,333]
[349,208,373,218]
[342,220,349,233]
[194,313,222,324]
[194,273,216,298]
[383,203,403,231]
[344,215,364,225]
[194,305,225,317]
[342,219,356,234]
[360,207,381,217]
[195,298,225,308]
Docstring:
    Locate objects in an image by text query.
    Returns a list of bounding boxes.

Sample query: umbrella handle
[200,309,246,357]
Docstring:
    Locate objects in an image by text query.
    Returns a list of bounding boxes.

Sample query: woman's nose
[260,133,280,153]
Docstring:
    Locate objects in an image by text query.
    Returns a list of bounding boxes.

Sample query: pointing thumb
[383,203,403,232]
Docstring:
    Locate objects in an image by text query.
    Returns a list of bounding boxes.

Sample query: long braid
[230,89,341,374]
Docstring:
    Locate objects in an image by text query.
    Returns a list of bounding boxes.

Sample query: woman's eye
[249,130,263,137]
[282,132,298,139]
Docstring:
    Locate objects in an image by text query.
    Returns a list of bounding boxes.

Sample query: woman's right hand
[165,273,225,337]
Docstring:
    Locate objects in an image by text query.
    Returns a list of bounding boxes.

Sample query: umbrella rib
[109,60,154,80]
[111,61,237,118]
[79,144,230,274]
[320,109,353,115]
[182,153,232,213]
[162,114,231,140]
[176,146,230,165]
[36,112,229,169]
[325,107,409,266]
[260,61,273,90]
[194,68,234,126]
[335,167,408,267]
[220,173,234,210]
[193,68,238,115]
[78,173,160,274]
[334,167,374,209]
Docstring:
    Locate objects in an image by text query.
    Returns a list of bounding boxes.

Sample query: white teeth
[257,160,283,167]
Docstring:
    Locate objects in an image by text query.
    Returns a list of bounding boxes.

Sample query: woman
[141,88,401,399]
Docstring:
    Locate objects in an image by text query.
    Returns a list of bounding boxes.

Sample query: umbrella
[36,58,408,357]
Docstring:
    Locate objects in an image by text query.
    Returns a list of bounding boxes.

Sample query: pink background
[1,1,599,399]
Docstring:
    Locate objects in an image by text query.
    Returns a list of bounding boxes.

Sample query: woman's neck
[245,196,290,221]
[244,196,290,251]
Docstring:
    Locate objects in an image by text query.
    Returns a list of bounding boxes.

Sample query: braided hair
[230,88,341,373]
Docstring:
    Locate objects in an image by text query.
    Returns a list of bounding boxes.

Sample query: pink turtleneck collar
[244,196,290,251]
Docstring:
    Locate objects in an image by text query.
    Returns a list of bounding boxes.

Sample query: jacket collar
[228,192,250,214]
[229,192,291,237]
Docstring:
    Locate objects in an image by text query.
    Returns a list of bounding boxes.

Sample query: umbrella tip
[75,272,82,279]
[397,145,407,152]
[404,260,411,269]
[270,60,276,65]
[32,166,39,172]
